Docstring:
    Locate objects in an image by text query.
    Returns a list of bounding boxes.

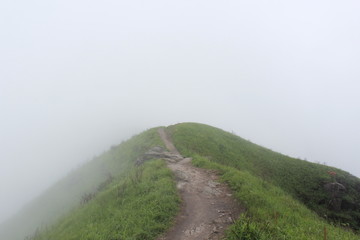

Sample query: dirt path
[157,128,242,240]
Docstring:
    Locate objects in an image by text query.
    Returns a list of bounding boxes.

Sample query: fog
[1,0,359,225]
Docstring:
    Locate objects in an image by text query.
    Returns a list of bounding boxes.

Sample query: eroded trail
[157,128,242,240]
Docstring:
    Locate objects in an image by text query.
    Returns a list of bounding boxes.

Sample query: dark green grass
[32,159,179,240]
[168,122,360,237]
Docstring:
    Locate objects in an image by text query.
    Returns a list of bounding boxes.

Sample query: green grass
[168,122,360,239]
[32,159,179,240]
[192,154,358,240]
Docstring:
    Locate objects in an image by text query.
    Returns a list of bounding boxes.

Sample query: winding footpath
[157,128,242,240]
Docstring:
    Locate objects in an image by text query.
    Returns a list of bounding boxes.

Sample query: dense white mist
[1,0,359,224]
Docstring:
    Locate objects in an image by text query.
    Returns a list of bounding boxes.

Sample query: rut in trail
[157,128,243,240]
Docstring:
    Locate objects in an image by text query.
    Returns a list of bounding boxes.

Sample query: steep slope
[168,123,360,236]
[0,128,167,240]
[31,159,179,240]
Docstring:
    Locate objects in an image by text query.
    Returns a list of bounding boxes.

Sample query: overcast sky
[1,0,360,224]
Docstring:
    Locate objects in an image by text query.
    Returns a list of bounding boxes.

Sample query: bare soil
[157,128,243,240]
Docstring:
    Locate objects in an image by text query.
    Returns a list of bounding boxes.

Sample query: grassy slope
[4,122,360,240]
[0,128,170,240]
[168,122,360,239]
[33,159,179,240]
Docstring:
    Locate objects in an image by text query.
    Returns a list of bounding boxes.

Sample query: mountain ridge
[1,123,359,239]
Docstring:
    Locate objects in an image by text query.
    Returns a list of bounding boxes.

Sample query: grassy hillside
[168,123,360,238]
[31,159,179,240]
[0,128,168,240]
[3,122,359,240]
[192,156,358,239]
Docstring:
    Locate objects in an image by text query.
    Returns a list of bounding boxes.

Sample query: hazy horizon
[1,0,359,225]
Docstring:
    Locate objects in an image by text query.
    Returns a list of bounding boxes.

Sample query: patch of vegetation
[192,155,359,240]
[168,123,360,236]
[226,214,272,240]
[31,159,179,240]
